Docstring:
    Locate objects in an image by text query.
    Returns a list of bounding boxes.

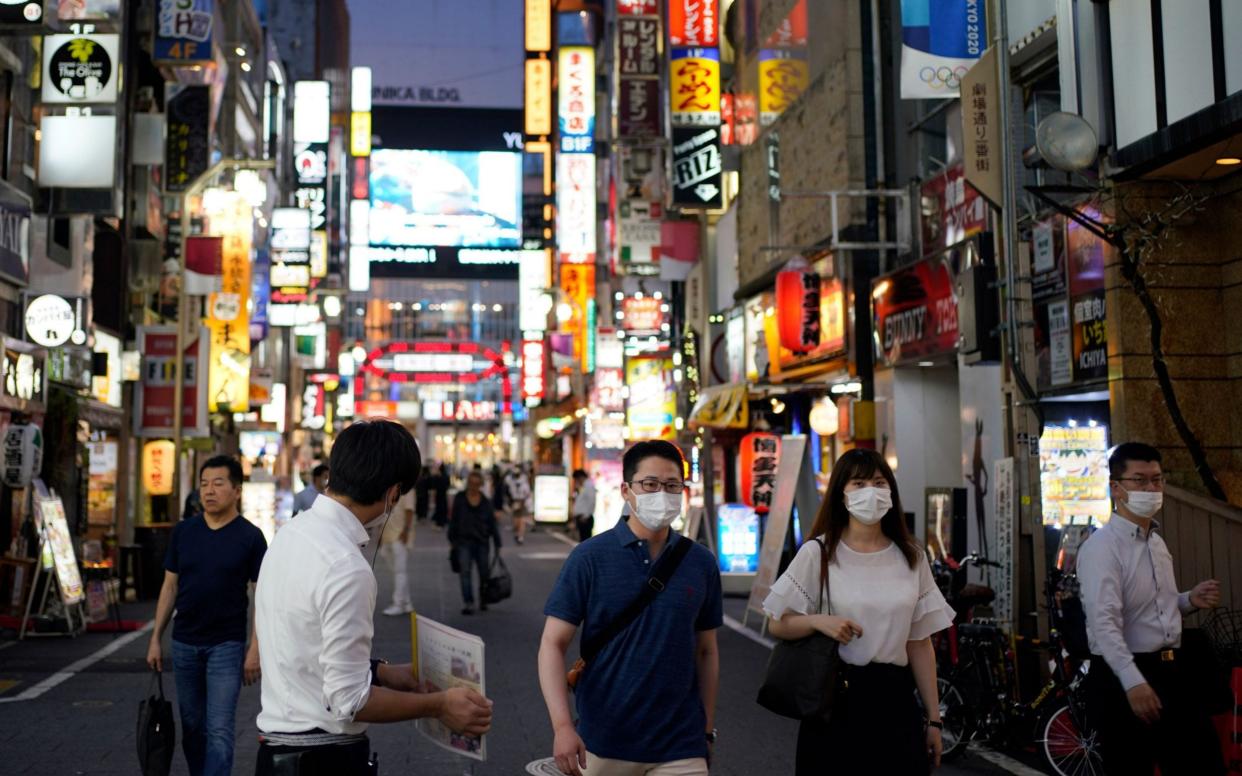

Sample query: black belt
[255,736,375,776]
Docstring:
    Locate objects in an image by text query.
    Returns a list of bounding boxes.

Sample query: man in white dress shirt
[254,420,492,775]
[1078,442,1224,775]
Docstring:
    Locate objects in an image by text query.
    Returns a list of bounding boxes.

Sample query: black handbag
[449,547,461,574]
[137,670,176,776]
[481,551,512,604]
[756,538,843,723]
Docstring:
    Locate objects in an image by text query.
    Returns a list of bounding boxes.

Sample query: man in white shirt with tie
[1078,442,1224,775]
[254,420,492,775]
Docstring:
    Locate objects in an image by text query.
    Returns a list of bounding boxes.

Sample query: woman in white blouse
[763,449,954,774]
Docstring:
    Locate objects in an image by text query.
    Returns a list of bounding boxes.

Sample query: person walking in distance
[292,464,328,516]
[538,441,722,776]
[448,469,502,615]
[146,455,267,776]
[508,464,533,545]
[380,486,416,616]
[762,448,954,774]
[1078,442,1225,775]
[254,421,492,775]
[571,469,597,543]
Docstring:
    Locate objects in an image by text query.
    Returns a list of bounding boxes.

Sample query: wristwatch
[370,658,388,686]
[705,728,719,744]
[927,720,944,730]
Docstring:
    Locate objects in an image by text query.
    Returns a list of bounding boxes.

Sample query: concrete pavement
[0,520,1033,774]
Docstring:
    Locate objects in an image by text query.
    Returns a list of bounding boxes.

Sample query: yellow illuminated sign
[759,51,809,126]
[525,58,552,136]
[525,0,551,52]
[205,191,251,412]
[350,111,371,156]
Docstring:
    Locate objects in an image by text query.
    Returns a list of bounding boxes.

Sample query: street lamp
[171,158,277,519]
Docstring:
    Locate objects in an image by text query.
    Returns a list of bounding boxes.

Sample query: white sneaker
[382,604,413,616]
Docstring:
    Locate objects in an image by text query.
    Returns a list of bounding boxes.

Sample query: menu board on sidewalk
[411,614,487,762]
[36,492,84,605]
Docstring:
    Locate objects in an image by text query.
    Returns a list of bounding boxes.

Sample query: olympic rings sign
[920,65,970,90]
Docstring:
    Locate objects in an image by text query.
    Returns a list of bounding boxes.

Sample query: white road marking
[722,614,775,649]
[547,531,580,548]
[0,620,154,704]
[519,552,571,560]
[969,745,1049,776]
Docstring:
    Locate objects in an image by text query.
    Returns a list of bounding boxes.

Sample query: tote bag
[137,671,176,776]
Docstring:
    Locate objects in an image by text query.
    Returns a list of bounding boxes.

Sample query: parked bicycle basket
[1203,608,1242,667]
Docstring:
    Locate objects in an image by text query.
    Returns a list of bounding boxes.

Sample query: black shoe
[461,606,474,615]
[479,602,488,612]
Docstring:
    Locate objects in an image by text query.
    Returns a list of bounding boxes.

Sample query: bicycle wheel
[1041,703,1104,776]
[936,677,969,761]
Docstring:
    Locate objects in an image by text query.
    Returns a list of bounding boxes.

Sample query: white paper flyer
[411,613,487,761]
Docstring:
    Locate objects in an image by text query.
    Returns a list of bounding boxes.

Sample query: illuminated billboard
[369,148,522,248]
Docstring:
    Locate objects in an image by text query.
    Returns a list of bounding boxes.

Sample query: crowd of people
[144,422,1227,776]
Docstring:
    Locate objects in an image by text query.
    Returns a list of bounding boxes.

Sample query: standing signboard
[36,493,84,605]
[745,436,811,622]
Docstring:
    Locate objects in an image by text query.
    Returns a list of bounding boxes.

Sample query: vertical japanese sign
[669,48,721,126]
[558,47,595,153]
[556,154,596,262]
[619,79,662,139]
[525,0,551,52]
[1071,292,1107,383]
[618,14,662,141]
[900,0,987,99]
[205,193,252,412]
[164,85,210,194]
[758,50,809,126]
[294,81,330,231]
[618,17,660,76]
[154,0,214,65]
[559,263,596,370]
[524,59,552,136]
[668,0,719,46]
[960,47,1002,205]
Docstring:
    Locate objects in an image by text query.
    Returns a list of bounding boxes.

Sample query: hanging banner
[669,48,721,127]
[135,325,210,438]
[758,49,809,126]
[153,0,214,65]
[900,0,987,99]
[670,126,723,209]
[668,0,719,46]
[960,46,1002,205]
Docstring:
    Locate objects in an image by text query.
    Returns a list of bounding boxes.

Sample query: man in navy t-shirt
[538,440,723,776]
[147,455,267,776]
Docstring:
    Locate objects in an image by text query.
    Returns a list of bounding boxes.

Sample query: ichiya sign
[669,0,719,46]
[872,257,959,366]
[671,127,723,209]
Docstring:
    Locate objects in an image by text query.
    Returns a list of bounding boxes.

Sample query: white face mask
[1122,490,1163,519]
[362,492,395,566]
[845,486,893,525]
[631,491,682,531]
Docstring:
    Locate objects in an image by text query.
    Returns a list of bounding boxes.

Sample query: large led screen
[369,148,522,248]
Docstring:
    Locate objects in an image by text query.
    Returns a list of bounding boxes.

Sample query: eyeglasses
[1114,476,1166,489]
[629,478,686,494]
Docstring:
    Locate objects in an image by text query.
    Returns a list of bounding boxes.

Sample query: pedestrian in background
[508,464,533,545]
[764,448,953,775]
[254,420,492,774]
[381,486,417,616]
[539,440,722,776]
[414,467,430,522]
[431,462,451,528]
[292,463,328,516]
[449,469,502,615]
[1078,442,1224,775]
[571,468,597,543]
[147,455,267,776]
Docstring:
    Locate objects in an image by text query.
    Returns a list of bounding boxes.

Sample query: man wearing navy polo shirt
[539,441,722,776]
[147,455,267,776]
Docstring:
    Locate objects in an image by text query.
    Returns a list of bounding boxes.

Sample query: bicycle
[929,564,1103,775]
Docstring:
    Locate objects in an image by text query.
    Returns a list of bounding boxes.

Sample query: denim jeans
[171,639,244,776]
[456,542,490,605]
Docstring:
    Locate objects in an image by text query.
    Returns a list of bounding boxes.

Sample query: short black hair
[200,455,243,487]
[572,469,588,480]
[311,464,329,478]
[328,420,422,506]
[622,440,685,483]
[1109,442,1162,480]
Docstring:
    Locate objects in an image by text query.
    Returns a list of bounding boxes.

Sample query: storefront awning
[689,384,750,430]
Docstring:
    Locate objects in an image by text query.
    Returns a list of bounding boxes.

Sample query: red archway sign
[355,341,513,412]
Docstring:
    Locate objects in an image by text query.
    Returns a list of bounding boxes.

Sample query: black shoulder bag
[567,536,694,690]
[756,538,843,722]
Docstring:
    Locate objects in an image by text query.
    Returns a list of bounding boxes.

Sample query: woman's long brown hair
[808,448,920,569]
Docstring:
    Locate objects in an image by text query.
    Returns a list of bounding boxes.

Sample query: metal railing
[1159,485,1242,610]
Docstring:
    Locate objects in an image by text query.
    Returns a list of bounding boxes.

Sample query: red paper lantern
[739,432,781,514]
[775,256,821,352]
